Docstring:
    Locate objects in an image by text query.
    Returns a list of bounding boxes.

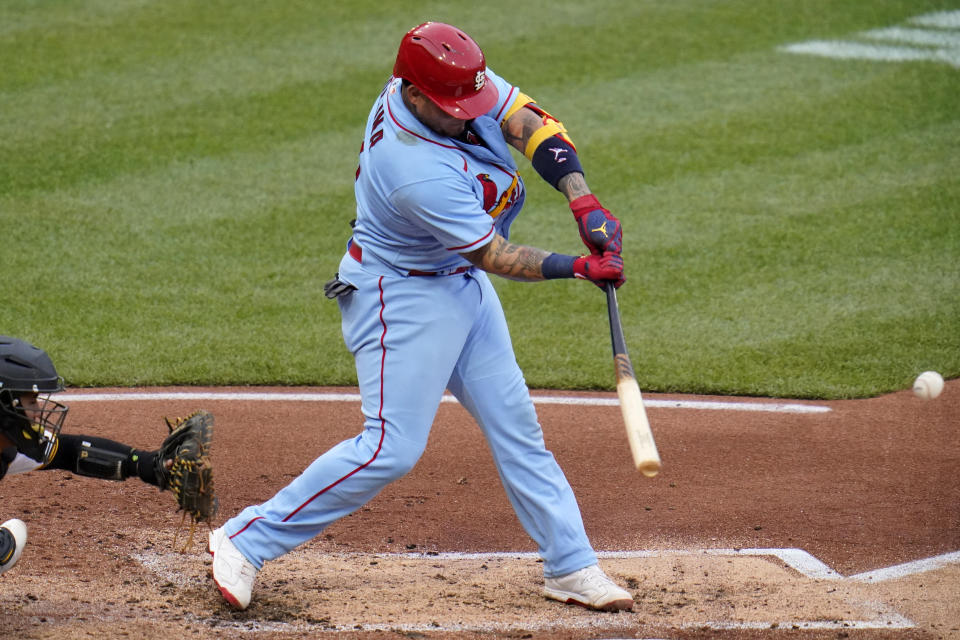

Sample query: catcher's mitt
[156,410,218,550]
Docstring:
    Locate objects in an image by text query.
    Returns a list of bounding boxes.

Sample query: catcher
[0,335,217,576]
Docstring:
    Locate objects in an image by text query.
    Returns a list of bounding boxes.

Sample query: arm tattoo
[558,172,591,202]
[502,107,542,154]
[488,240,546,280]
[463,235,550,281]
[503,106,593,202]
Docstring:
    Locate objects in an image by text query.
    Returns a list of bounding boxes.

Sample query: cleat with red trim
[544,564,634,612]
[209,527,257,609]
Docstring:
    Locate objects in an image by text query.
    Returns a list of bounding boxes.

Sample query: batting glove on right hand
[573,251,625,289]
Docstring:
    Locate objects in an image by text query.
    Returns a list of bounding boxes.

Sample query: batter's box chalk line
[60,390,832,414]
[130,546,960,633]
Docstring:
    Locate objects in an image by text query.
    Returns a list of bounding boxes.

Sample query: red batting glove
[570,194,622,256]
[573,251,625,289]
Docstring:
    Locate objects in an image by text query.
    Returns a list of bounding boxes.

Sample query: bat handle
[604,282,626,358]
[603,282,617,308]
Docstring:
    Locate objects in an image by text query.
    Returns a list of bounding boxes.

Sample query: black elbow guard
[75,442,127,481]
[530,137,584,190]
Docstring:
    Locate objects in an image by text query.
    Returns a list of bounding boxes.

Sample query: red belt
[348,239,363,263]
[349,240,471,277]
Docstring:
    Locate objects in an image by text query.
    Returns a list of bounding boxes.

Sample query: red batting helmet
[393,22,499,120]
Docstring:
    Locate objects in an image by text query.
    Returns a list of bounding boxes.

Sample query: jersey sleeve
[484,68,532,125]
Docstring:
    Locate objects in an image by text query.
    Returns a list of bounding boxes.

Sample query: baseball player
[0,335,215,575]
[209,22,632,612]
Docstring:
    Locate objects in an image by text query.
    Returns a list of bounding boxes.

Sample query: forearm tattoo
[558,172,591,201]
[465,235,550,281]
[490,240,548,280]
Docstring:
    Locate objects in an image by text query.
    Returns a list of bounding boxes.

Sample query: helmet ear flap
[0,336,68,463]
[0,389,38,460]
[0,391,67,464]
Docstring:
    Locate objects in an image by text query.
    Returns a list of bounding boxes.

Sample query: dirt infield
[1,381,957,639]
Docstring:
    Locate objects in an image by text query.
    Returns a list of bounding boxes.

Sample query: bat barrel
[638,460,661,478]
[606,282,662,478]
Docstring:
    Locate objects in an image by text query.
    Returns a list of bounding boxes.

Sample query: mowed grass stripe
[1,68,387,194]
[4,129,360,383]
[619,119,958,395]
[581,59,954,181]
[1,0,956,395]
[0,1,407,91]
[5,1,929,191]
[0,11,404,141]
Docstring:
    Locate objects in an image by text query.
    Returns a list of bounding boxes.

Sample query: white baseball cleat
[0,518,27,576]
[544,564,634,611]
[208,527,258,610]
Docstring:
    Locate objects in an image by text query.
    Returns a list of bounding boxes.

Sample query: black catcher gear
[156,410,218,550]
[74,441,128,480]
[0,336,68,463]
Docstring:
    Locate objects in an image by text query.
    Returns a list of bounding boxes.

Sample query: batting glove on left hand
[571,194,622,256]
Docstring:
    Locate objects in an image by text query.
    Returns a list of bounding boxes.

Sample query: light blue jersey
[352,69,524,275]
[222,68,599,579]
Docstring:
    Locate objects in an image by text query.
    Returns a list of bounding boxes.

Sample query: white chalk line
[166,613,912,635]
[849,549,960,583]
[132,546,960,633]
[171,613,642,635]
[58,390,832,414]
[307,547,956,583]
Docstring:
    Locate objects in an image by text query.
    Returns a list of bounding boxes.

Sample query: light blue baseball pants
[224,257,597,578]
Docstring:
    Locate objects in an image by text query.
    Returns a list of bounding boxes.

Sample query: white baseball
[912,371,944,400]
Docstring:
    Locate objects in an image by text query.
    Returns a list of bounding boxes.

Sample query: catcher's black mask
[0,336,69,463]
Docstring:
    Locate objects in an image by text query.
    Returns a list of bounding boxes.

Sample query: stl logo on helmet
[474,70,485,91]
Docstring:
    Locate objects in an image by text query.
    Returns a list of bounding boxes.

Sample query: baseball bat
[604,282,661,477]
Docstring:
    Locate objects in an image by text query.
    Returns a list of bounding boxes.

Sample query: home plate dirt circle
[0,384,957,639]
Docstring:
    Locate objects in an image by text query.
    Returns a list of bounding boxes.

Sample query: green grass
[2,0,958,398]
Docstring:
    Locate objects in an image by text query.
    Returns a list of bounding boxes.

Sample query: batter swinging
[209,21,632,612]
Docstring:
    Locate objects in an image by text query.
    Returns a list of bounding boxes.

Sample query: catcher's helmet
[393,22,498,119]
[0,336,68,463]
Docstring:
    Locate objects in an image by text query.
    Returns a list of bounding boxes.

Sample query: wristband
[541,253,576,279]
[530,137,583,190]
